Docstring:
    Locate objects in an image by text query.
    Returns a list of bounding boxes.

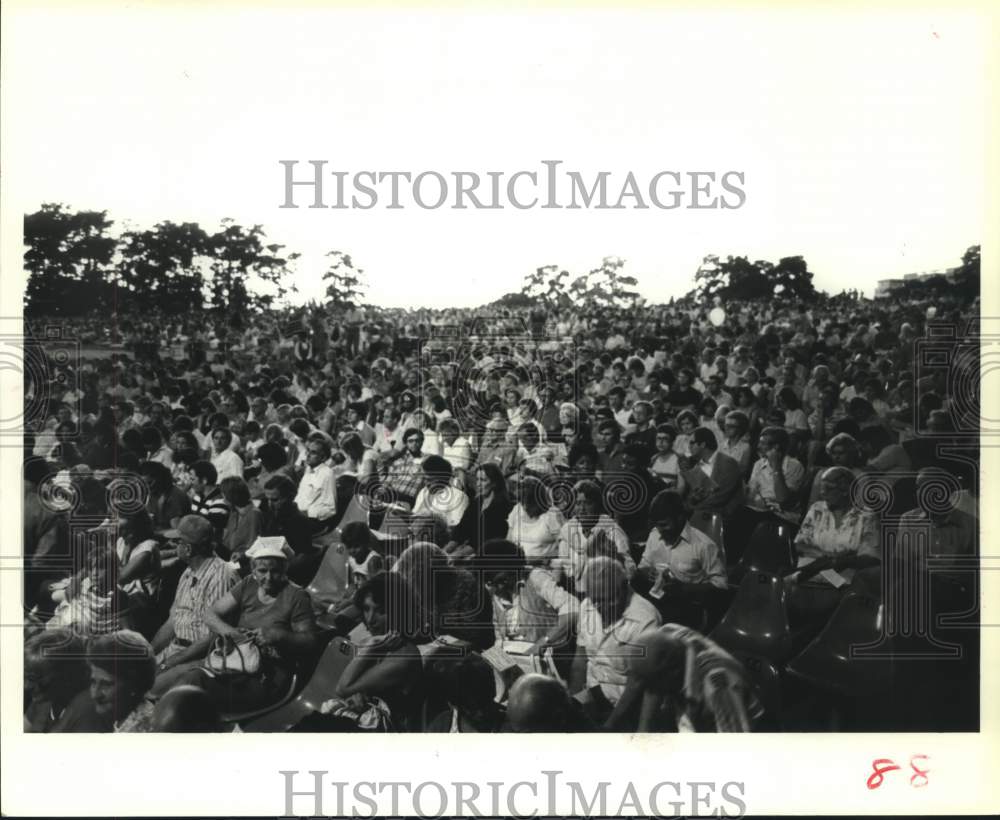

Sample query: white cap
[246,536,294,562]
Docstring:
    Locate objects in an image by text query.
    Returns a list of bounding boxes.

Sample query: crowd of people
[22,286,980,733]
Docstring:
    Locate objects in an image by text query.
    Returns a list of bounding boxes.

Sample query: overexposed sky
[4,6,988,307]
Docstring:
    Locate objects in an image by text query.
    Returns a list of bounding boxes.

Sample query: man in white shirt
[294,438,338,522]
[209,429,244,482]
[638,490,728,628]
[746,426,805,511]
[571,557,660,728]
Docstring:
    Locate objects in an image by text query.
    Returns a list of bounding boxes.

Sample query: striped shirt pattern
[171,556,238,643]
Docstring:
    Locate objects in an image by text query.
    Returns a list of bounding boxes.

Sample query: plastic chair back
[689,510,726,564]
[710,571,793,662]
[244,636,354,732]
[739,520,796,576]
[306,538,349,614]
[732,651,782,728]
[785,591,892,697]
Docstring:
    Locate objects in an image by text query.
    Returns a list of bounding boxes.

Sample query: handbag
[206,634,262,676]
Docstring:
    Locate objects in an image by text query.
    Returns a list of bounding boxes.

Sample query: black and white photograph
[1,1,997,817]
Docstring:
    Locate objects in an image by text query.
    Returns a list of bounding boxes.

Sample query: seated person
[259,474,322,585]
[624,623,761,732]
[425,653,506,733]
[323,521,385,632]
[151,515,239,693]
[649,424,687,493]
[636,490,728,627]
[412,455,469,531]
[556,480,635,590]
[88,629,159,732]
[453,463,513,558]
[333,572,426,731]
[504,673,594,733]
[788,466,880,627]
[177,536,318,713]
[506,476,564,564]
[46,541,132,637]
[570,557,661,729]
[24,629,106,733]
[681,427,745,518]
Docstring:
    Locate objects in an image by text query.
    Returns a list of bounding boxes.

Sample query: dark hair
[517,423,540,447]
[140,426,163,450]
[191,461,218,485]
[427,653,498,713]
[257,441,288,472]
[220,476,252,507]
[858,425,893,452]
[649,489,686,523]
[759,426,790,451]
[597,418,621,437]
[655,423,678,440]
[676,409,699,428]
[352,571,424,640]
[121,508,155,545]
[691,426,718,451]
[475,462,509,504]
[573,479,606,515]
[339,433,364,462]
[263,474,296,499]
[341,521,373,549]
[568,441,599,468]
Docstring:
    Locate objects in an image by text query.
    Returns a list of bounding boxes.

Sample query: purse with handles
[205,634,262,676]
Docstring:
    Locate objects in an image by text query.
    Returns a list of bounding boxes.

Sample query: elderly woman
[24,630,105,732]
[556,480,635,590]
[506,476,565,564]
[183,536,318,713]
[806,432,864,508]
[88,629,158,732]
[789,466,880,626]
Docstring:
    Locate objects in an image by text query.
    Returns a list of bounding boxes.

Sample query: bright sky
[4,5,988,308]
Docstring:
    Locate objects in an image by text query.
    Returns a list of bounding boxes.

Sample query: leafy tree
[205,220,299,318]
[323,250,367,310]
[523,257,641,309]
[116,221,210,314]
[24,204,117,315]
[955,244,980,301]
[694,253,817,302]
[522,264,571,308]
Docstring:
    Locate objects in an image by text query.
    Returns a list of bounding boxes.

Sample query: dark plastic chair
[688,510,726,565]
[710,571,794,662]
[737,520,797,577]
[732,651,782,729]
[221,672,299,727]
[243,637,354,732]
[887,476,917,519]
[785,591,893,697]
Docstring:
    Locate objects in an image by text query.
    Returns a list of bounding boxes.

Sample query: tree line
[24,203,978,318]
